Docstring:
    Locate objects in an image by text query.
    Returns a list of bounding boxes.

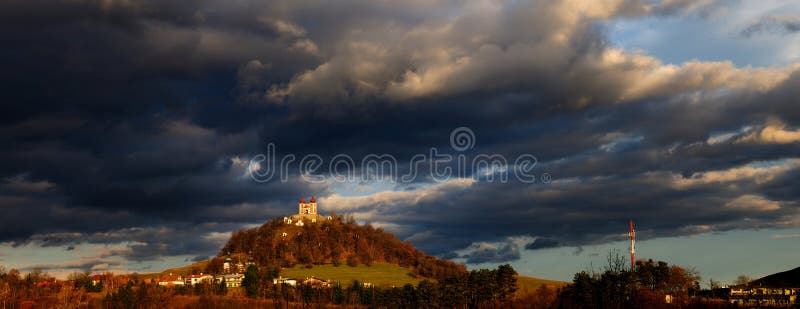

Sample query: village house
[35,281,57,288]
[223,255,232,273]
[302,277,332,288]
[222,252,253,274]
[245,251,256,268]
[91,274,104,286]
[183,273,214,286]
[729,286,799,307]
[157,273,185,286]
[216,273,244,288]
[273,276,298,287]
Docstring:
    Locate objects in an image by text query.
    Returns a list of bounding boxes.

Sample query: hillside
[280,264,567,289]
[164,260,209,276]
[280,263,421,287]
[213,214,466,280]
[516,275,569,291]
[148,260,567,290]
[749,266,800,288]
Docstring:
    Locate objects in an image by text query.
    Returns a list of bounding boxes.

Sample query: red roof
[300,197,306,203]
[36,281,55,287]
[160,274,182,282]
[92,275,103,280]
[310,196,316,203]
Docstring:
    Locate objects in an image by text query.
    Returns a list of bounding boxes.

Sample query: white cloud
[264,0,798,108]
[737,122,800,144]
[725,194,781,211]
[665,159,800,188]
[771,233,800,239]
[320,178,474,212]
[706,126,753,145]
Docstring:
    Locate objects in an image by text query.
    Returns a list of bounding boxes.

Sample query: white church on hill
[283,196,330,226]
[298,196,317,215]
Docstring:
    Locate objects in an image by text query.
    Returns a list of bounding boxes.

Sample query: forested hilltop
[210,215,466,280]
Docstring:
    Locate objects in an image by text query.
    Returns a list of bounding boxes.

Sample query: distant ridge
[749,266,800,288]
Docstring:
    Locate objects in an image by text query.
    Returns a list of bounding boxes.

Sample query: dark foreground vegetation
[557,251,728,308]
[0,264,528,308]
[0,256,754,308]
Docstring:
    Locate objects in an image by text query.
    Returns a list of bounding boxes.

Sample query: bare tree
[733,275,751,286]
[604,248,628,274]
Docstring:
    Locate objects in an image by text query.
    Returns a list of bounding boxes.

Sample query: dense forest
[211,214,466,280]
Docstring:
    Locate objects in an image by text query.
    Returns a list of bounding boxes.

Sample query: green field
[280,263,421,287]
[146,260,568,291]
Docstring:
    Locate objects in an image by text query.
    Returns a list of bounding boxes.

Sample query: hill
[142,213,569,295]
[749,266,800,288]
[212,214,465,280]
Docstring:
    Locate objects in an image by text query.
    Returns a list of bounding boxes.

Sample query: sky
[1,0,800,284]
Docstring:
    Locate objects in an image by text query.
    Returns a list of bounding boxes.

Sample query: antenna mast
[629,219,635,270]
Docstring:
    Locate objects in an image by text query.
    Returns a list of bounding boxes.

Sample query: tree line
[556,250,736,309]
[1,255,745,308]
[100,264,519,308]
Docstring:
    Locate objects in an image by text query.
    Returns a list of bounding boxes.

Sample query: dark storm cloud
[25,259,124,272]
[464,242,521,264]
[189,255,209,262]
[525,238,560,250]
[1,0,800,268]
[0,0,326,254]
[325,155,800,258]
[24,223,242,261]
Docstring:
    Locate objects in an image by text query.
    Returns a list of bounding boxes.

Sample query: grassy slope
[140,260,210,279]
[144,261,568,290]
[516,275,568,291]
[281,263,421,287]
[281,263,568,290]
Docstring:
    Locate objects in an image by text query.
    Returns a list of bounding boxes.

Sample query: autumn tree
[664,265,701,299]
[496,264,518,300]
[635,259,670,290]
[560,250,701,308]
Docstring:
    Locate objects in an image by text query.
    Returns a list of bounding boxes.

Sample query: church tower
[298,196,317,215]
[287,195,325,225]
